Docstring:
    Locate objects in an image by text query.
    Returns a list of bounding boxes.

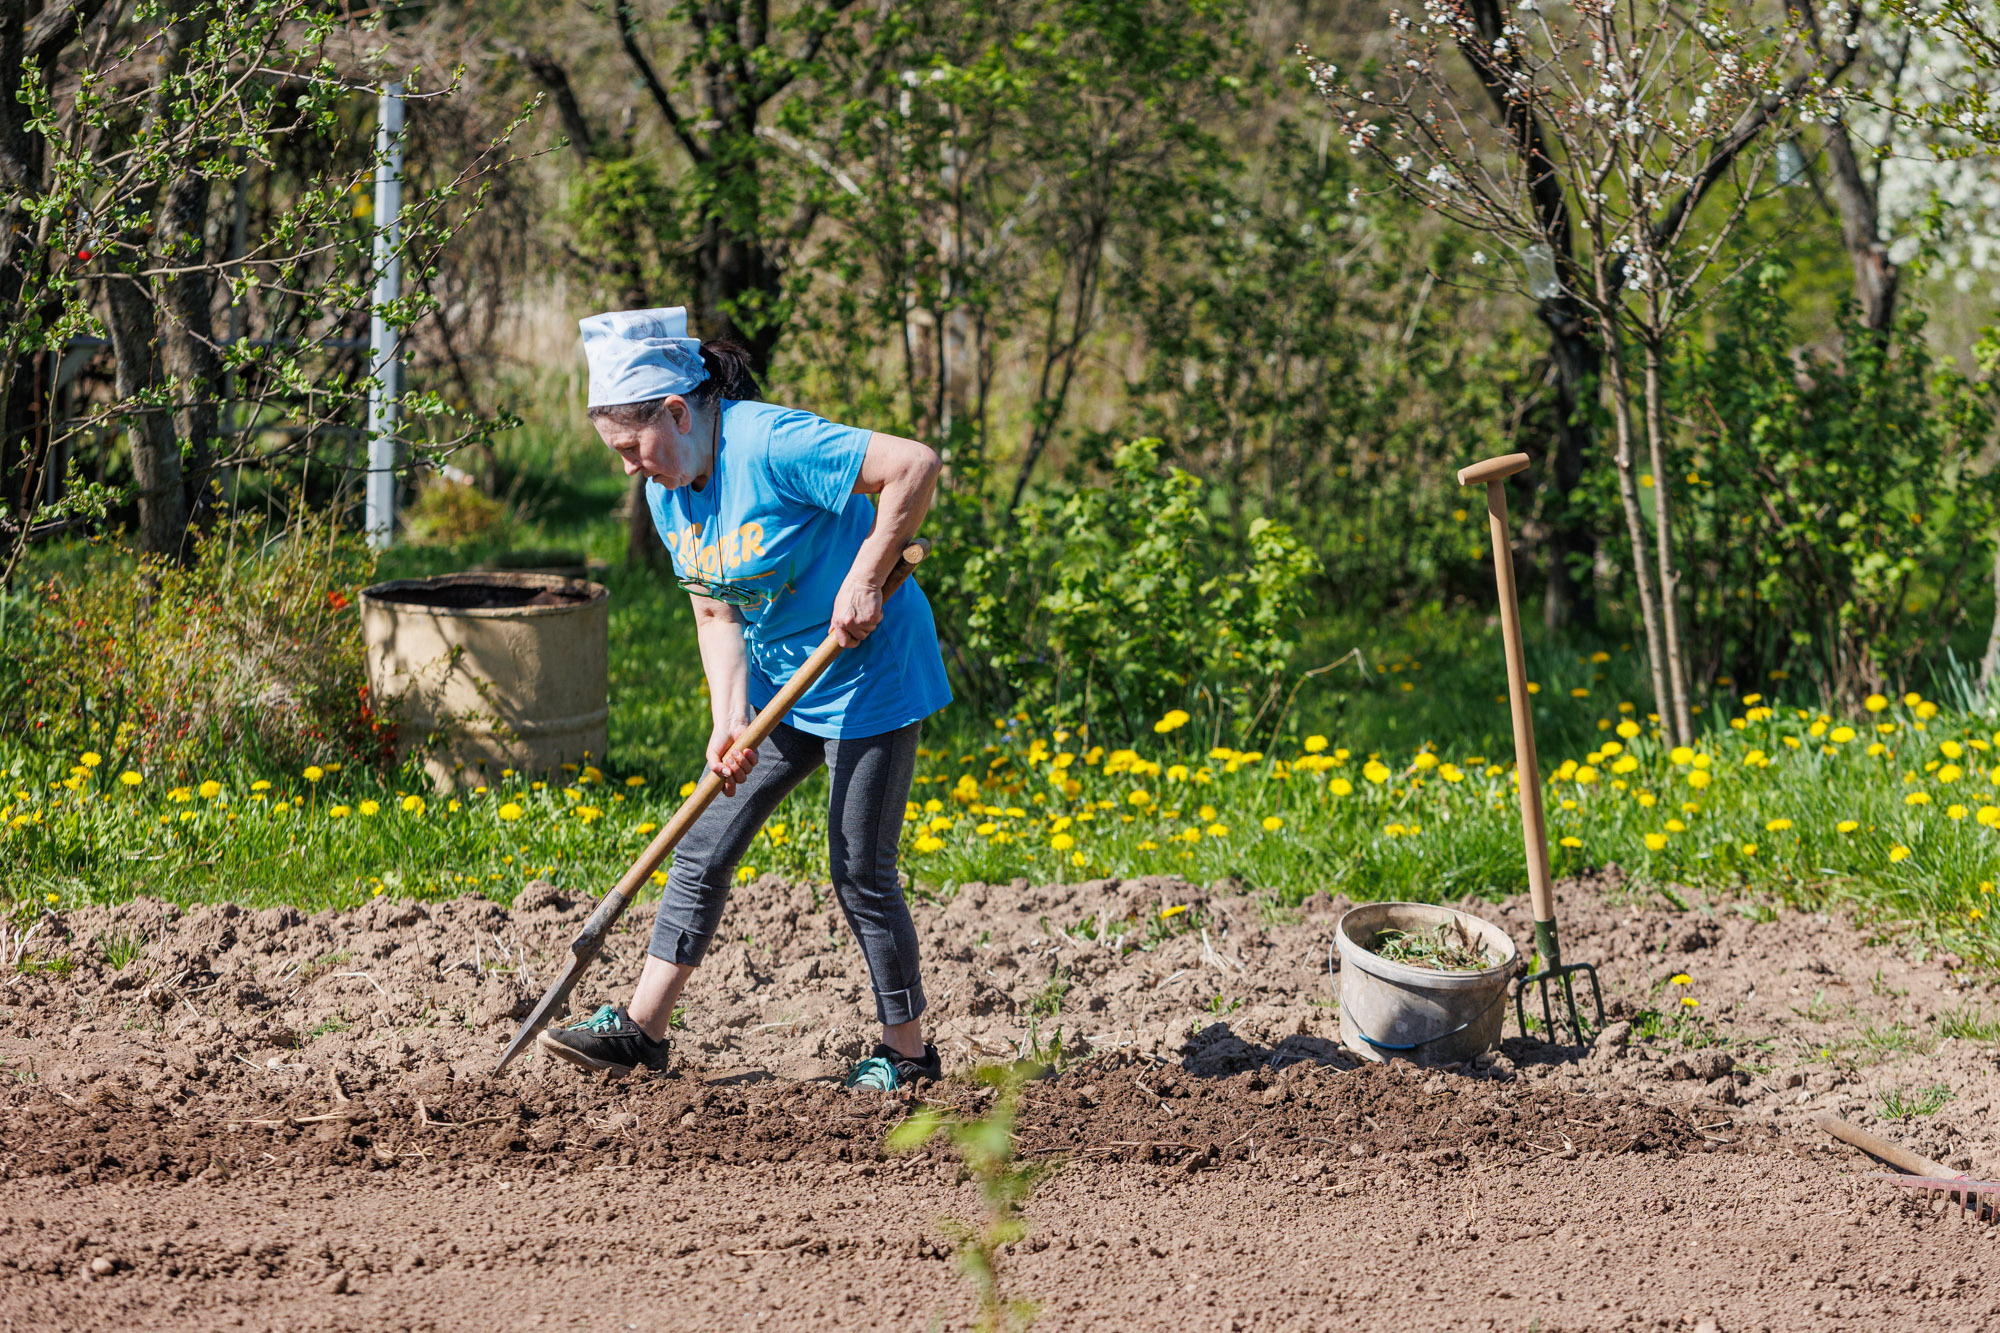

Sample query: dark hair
[586,338,762,427]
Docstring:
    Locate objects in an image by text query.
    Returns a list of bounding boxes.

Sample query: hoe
[495,539,931,1074]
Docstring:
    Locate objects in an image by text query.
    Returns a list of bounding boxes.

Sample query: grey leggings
[649,720,926,1026]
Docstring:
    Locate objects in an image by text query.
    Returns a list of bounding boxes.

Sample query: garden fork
[1457,454,1603,1043]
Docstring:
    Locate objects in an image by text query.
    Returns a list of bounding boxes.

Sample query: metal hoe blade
[494,886,631,1073]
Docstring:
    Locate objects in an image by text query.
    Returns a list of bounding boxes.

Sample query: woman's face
[593,395,712,488]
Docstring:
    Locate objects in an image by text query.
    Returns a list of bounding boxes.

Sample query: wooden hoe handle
[1458,455,1557,936]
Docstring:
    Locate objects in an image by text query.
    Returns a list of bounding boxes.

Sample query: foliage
[1665,265,1999,703]
[940,438,1318,743]
[401,476,513,547]
[886,1062,1050,1333]
[0,1,527,574]
[0,502,385,779]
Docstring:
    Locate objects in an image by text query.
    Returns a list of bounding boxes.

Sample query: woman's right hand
[706,714,758,796]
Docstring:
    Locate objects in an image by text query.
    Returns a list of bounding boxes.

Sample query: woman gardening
[539,306,951,1091]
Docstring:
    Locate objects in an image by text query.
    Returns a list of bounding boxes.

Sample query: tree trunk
[1539,300,1600,632]
[1640,325,1693,744]
[1601,331,1673,741]
[1819,118,1899,334]
[159,169,218,537]
[104,272,183,557]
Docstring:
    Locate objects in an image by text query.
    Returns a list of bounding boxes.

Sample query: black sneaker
[537,1004,673,1075]
[844,1041,942,1091]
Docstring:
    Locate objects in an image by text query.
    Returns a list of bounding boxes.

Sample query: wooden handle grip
[1457,453,1531,487]
[1816,1114,1956,1178]
[606,538,930,900]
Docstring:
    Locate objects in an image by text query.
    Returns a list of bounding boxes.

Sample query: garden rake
[1457,454,1603,1043]
[494,538,931,1074]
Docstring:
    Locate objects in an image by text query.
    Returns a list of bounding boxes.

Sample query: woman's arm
[830,431,942,648]
[692,594,757,794]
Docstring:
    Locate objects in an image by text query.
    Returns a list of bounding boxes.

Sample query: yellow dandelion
[358,800,380,816]
[1050,833,1075,851]
[1153,709,1190,734]
[1740,842,1758,856]
[1303,735,1329,753]
[401,794,426,815]
[1687,770,1712,790]
[1864,694,1888,713]
[1643,833,1668,851]
[1206,823,1229,838]
[1261,815,1284,832]
[575,806,602,823]
[119,771,141,787]
[1669,746,1694,765]
[1977,807,2000,827]
[498,802,524,821]
[1836,819,1859,833]
[1948,804,1968,821]
[1680,996,1699,1008]
[1905,791,1932,806]
[1127,789,1153,807]
[1669,973,1692,985]
[1888,845,1912,863]
[79,752,101,768]
[1329,777,1353,797]
[1362,760,1391,784]
[1766,818,1792,832]
[1559,835,1582,848]
[679,780,696,798]
[914,835,944,853]
[198,779,222,799]
[329,805,351,819]
[1159,904,1188,921]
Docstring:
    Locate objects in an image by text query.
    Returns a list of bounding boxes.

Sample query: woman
[539,306,951,1091]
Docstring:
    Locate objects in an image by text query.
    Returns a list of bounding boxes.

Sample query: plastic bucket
[1334,902,1517,1067]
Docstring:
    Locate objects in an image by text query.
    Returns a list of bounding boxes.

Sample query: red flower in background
[327,590,350,611]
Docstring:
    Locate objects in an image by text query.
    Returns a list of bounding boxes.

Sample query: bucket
[1333,902,1517,1066]
[359,572,610,788]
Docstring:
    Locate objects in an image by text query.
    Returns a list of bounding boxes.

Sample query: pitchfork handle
[1457,454,1557,949]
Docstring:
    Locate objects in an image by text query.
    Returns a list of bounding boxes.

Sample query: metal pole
[365,82,405,548]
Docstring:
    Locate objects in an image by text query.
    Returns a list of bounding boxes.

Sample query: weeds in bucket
[1366,918,1498,972]
[888,1062,1053,1332]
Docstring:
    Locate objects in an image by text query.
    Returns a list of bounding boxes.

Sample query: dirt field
[2,872,1996,1331]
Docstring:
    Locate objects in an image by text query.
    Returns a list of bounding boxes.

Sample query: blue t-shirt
[646,399,953,739]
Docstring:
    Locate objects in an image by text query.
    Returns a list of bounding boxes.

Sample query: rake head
[1876,1173,2000,1224]
[1513,922,1604,1045]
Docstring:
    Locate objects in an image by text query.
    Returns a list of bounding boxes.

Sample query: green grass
[1877,1083,1953,1120]
[1939,1004,2000,1043]
[5,417,2000,968]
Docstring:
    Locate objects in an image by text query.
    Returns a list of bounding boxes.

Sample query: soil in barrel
[370,583,589,610]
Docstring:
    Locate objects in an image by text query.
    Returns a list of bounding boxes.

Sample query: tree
[1304,0,1847,744]
[0,1,522,581]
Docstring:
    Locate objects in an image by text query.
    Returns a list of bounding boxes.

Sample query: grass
[94,928,145,971]
[1938,1004,2000,1043]
[1877,1083,1954,1120]
[6,428,2000,970]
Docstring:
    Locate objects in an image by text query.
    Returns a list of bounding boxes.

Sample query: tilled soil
[3,872,1997,1330]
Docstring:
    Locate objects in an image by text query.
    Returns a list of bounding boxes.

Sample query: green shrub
[1661,267,1999,703]
[400,475,512,547]
[0,504,389,778]
[935,438,1318,744]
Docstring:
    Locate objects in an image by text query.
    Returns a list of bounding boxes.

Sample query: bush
[0,505,390,778]
[933,438,1318,744]
[1666,267,2000,703]
[401,474,512,547]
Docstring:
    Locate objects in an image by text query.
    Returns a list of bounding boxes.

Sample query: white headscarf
[579,306,708,407]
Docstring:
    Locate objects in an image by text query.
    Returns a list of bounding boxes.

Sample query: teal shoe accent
[572,1004,625,1034]
[845,1056,900,1091]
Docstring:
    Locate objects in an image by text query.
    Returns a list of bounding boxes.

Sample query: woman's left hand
[830,575,883,648]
